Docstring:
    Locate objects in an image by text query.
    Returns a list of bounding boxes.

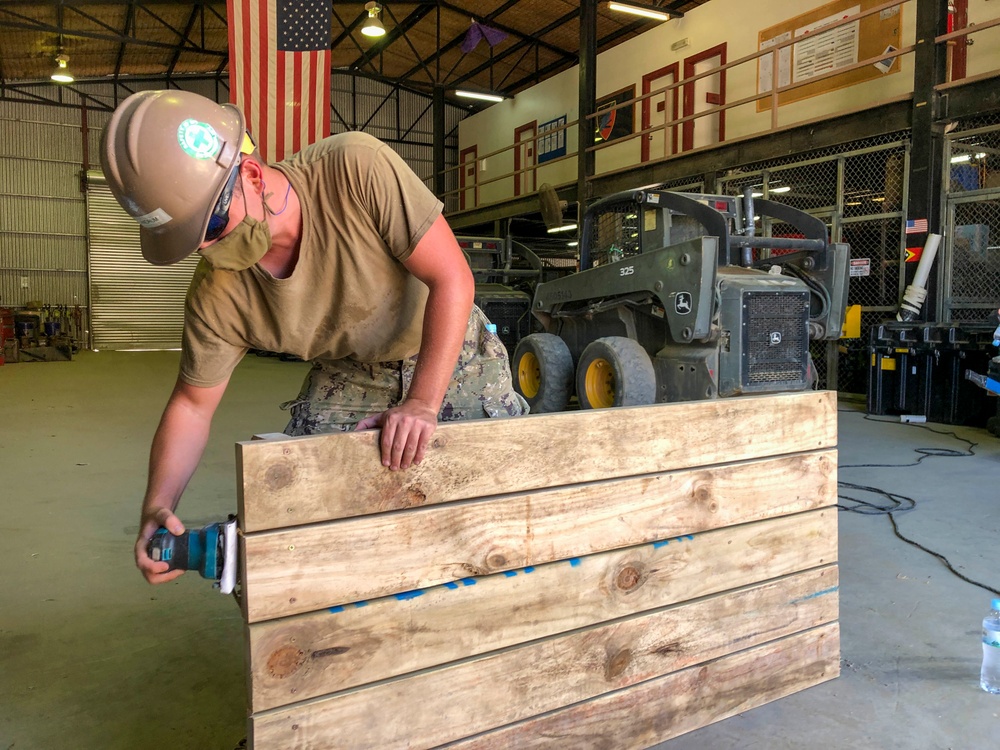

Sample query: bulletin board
[756,0,902,112]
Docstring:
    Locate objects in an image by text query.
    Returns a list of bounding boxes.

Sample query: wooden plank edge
[246,509,838,710]
[247,568,839,749]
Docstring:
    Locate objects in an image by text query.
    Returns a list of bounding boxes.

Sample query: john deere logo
[177,119,221,160]
[674,292,692,315]
[769,331,783,345]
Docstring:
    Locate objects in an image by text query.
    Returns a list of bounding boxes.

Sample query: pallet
[237,390,840,749]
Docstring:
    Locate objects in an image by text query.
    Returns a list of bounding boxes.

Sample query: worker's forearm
[141,397,212,518]
[406,286,475,413]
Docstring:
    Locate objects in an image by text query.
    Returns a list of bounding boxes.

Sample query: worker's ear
[238,158,265,194]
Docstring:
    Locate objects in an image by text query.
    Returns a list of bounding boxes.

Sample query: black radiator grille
[742,291,810,387]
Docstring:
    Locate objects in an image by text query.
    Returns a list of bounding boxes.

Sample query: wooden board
[444,622,840,750]
[243,450,836,621]
[237,391,837,531]
[248,509,837,711]
[249,570,839,749]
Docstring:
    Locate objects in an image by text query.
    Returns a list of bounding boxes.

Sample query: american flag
[905,218,929,234]
[227,0,332,163]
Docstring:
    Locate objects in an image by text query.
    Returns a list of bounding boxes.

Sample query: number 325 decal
[619,265,635,277]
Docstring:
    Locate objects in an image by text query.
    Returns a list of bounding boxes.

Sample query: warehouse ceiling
[0,0,709,101]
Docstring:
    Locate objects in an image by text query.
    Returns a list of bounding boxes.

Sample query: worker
[99,90,528,584]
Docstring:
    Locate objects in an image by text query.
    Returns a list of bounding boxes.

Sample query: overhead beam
[167,5,201,79]
[349,4,434,74]
[439,1,574,60]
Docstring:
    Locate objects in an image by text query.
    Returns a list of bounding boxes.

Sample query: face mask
[198,213,271,271]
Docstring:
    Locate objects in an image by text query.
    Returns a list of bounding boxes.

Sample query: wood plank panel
[248,509,838,711]
[242,450,837,621]
[238,391,837,531]
[442,623,841,750]
[249,569,839,750]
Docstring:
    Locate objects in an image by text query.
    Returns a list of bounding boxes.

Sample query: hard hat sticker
[136,207,173,228]
[177,119,222,160]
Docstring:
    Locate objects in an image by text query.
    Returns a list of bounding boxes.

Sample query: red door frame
[682,43,727,152]
[459,145,478,211]
[513,121,538,197]
[950,0,968,82]
[641,63,680,163]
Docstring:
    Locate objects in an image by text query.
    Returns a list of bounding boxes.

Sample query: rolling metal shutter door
[86,171,199,350]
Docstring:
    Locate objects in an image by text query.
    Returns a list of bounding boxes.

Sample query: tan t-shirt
[179,132,443,387]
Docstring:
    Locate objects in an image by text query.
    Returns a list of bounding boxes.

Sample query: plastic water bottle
[981,598,1000,693]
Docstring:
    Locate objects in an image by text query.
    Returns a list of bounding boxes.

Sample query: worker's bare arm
[355,214,474,470]
[134,376,230,584]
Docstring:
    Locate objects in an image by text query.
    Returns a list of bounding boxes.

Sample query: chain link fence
[942,117,1000,324]
[717,133,910,393]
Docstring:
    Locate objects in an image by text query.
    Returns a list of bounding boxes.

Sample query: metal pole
[577,0,597,228]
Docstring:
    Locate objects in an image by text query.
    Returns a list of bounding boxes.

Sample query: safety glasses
[204,132,257,242]
[204,161,241,242]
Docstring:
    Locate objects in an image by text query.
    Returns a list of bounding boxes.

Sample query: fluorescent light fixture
[951,154,971,164]
[455,90,505,103]
[51,54,73,83]
[846,200,862,206]
[770,186,791,194]
[751,191,764,198]
[547,223,578,234]
[362,2,386,37]
[608,2,681,21]
[568,241,579,247]
[976,152,987,159]
[871,196,886,202]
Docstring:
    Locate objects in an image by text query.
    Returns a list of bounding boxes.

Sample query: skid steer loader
[512,187,850,411]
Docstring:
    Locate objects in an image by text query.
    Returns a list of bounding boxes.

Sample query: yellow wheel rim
[584,358,616,408]
[518,351,541,399]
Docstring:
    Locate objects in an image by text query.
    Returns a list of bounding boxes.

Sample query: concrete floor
[2,351,1000,749]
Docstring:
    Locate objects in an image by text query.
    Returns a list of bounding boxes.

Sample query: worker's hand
[355,400,438,470]
[134,507,187,585]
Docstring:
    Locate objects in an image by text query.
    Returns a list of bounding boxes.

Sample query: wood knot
[400,487,428,508]
[614,563,646,592]
[487,552,508,569]
[694,484,712,503]
[267,646,305,679]
[605,648,632,680]
[265,462,294,491]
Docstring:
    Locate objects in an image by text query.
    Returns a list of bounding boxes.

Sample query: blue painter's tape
[523,566,535,573]
[329,605,345,613]
[354,600,368,608]
[789,585,839,605]
[685,534,694,541]
[444,581,459,590]
[653,540,669,549]
[568,557,581,567]
[395,589,425,601]
[503,570,517,577]
[461,578,477,586]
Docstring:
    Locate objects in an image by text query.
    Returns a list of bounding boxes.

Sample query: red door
[683,44,727,152]
[513,122,537,197]
[459,145,478,211]
[641,63,680,163]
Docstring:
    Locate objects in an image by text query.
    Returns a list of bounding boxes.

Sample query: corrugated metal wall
[0,100,89,309]
[86,174,199,350]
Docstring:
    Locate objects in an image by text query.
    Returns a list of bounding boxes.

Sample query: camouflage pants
[282,306,529,436]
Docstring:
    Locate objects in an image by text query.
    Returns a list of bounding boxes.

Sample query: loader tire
[512,333,574,413]
[576,336,656,409]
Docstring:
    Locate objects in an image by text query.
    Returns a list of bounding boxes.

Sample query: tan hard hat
[100,90,247,265]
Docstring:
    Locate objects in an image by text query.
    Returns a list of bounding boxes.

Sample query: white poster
[758,31,792,93]
[793,6,861,83]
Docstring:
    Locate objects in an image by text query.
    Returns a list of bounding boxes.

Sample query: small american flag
[905,218,929,234]
[227,0,332,163]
